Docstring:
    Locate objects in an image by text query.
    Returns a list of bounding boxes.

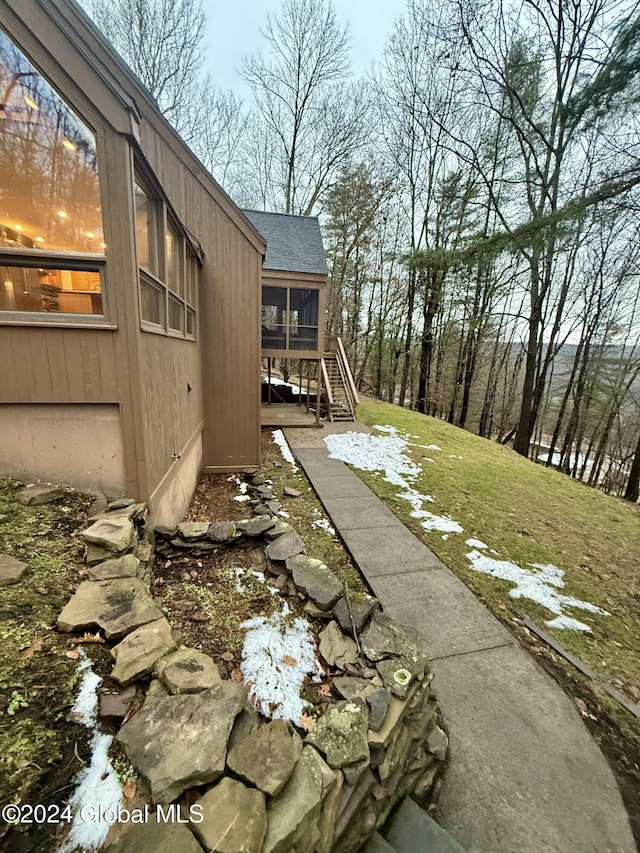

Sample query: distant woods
[85,0,640,501]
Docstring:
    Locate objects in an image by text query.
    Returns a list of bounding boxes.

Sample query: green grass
[354,398,640,712]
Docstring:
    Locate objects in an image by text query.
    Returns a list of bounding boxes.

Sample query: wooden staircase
[321,337,359,422]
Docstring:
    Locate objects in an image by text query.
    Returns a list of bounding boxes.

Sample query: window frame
[0,27,111,328]
[261,282,321,355]
[134,164,200,341]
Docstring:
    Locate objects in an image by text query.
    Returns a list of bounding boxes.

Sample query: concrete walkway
[284,425,636,853]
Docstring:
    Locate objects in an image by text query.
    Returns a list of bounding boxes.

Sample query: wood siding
[0,0,265,505]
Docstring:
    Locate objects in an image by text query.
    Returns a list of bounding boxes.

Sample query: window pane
[166,221,181,296]
[289,288,319,326]
[0,30,104,255]
[168,294,184,332]
[140,275,163,326]
[288,325,318,350]
[134,183,157,275]
[186,307,196,337]
[0,265,102,314]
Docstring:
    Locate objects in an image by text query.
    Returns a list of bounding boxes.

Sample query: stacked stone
[55,488,447,853]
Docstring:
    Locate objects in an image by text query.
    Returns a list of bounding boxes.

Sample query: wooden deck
[261,404,322,428]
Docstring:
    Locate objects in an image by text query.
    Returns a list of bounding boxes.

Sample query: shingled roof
[241,210,328,276]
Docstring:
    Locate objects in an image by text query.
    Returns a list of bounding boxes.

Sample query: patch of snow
[442,534,449,540]
[426,444,442,451]
[466,551,609,632]
[262,374,303,395]
[325,427,461,536]
[233,495,251,502]
[311,518,335,535]
[272,429,298,472]
[278,509,290,518]
[58,651,122,853]
[466,538,488,549]
[240,610,323,722]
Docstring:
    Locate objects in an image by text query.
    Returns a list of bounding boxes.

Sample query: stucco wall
[0,403,125,496]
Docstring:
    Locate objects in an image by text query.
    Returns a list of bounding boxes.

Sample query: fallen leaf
[317,684,331,697]
[574,697,597,721]
[72,632,104,644]
[298,714,316,731]
[20,637,43,661]
[221,651,235,662]
[123,779,137,799]
[36,587,49,595]
[282,655,298,666]
[230,669,244,683]
[65,650,80,660]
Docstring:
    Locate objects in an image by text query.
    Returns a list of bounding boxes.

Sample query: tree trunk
[623,431,640,502]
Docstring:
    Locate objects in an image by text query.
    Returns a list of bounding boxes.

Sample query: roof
[241,210,327,276]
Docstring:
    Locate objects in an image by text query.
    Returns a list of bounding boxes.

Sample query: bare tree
[241,0,369,214]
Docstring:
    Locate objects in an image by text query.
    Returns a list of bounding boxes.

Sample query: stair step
[386,800,466,853]
[364,832,396,853]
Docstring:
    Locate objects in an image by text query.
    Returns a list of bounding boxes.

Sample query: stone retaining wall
[56,476,447,853]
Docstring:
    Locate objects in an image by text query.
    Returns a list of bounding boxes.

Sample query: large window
[262,285,319,352]
[135,175,198,339]
[0,29,105,319]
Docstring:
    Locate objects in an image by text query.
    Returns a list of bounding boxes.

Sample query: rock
[367,691,414,749]
[377,656,425,698]
[136,541,153,564]
[99,685,137,720]
[177,521,210,540]
[18,484,64,505]
[107,497,136,510]
[155,648,221,694]
[318,621,359,669]
[237,516,276,537]
[0,553,28,586]
[256,485,275,500]
[305,699,370,768]
[227,718,302,796]
[333,593,379,636]
[266,500,283,515]
[265,520,294,541]
[193,777,267,853]
[332,675,376,702]
[426,724,448,761]
[85,543,120,565]
[283,487,303,497]
[111,618,177,685]
[57,578,164,640]
[342,756,371,786]
[251,474,266,486]
[228,706,262,751]
[117,682,248,803]
[288,556,344,610]
[106,821,203,853]
[361,612,427,677]
[208,521,238,543]
[82,516,134,554]
[85,554,141,581]
[88,497,109,518]
[101,502,146,520]
[367,688,392,731]
[263,746,334,853]
[154,525,178,541]
[304,600,334,619]
[266,530,305,562]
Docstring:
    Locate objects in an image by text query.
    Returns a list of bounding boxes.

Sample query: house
[0,0,268,525]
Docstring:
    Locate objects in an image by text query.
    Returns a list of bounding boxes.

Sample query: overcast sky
[200,0,402,100]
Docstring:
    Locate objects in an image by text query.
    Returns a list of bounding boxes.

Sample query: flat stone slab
[340,527,443,577]
[319,621,358,668]
[333,593,379,636]
[81,516,135,554]
[0,553,28,586]
[177,521,210,540]
[111,618,177,685]
[266,529,305,562]
[208,521,239,543]
[265,520,294,541]
[193,777,267,853]
[227,718,302,796]
[361,611,425,670]
[305,699,370,768]
[263,746,334,853]
[104,821,203,853]
[237,516,276,537]
[333,675,377,702]
[18,484,65,505]
[85,554,141,581]
[317,495,402,531]
[288,555,344,610]
[117,682,248,804]
[155,647,221,694]
[57,578,164,640]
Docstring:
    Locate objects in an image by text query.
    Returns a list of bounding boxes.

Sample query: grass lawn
[352,398,640,728]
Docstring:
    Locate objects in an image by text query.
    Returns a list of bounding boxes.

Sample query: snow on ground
[311,518,336,536]
[466,538,488,549]
[262,374,303,395]
[240,604,323,723]
[58,652,122,853]
[466,550,610,632]
[272,429,298,472]
[324,426,463,535]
